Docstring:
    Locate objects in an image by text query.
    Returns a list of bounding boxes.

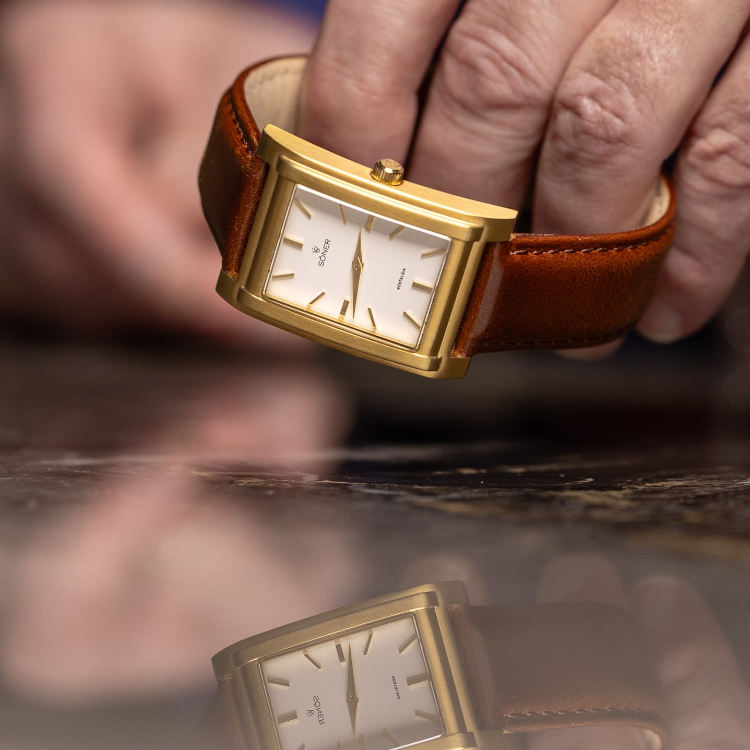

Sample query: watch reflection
[0,352,747,750]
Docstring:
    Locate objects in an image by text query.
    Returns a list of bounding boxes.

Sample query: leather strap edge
[453,178,677,356]
[199,65,267,279]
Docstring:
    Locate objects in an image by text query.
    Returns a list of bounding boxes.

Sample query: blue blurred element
[275,0,327,21]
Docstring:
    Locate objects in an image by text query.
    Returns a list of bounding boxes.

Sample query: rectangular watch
[199,57,676,379]
[197,582,666,750]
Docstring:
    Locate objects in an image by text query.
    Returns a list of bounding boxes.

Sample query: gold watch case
[211,581,507,750]
[216,126,517,379]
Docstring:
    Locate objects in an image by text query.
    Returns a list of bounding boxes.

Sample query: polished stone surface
[1,324,750,749]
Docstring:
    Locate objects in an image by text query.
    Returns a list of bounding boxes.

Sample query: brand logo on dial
[308,695,325,725]
[397,268,406,290]
[392,676,401,699]
[313,239,331,267]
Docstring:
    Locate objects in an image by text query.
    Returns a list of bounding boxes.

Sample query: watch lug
[216,269,237,301]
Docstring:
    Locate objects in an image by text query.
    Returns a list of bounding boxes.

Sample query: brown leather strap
[452,179,676,355]
[199,57,306,279]
[199,56,677,353]
[450,602,665,743]
[195,674,250,750]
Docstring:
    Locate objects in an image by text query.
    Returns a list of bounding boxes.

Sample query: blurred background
[0,1,749,749]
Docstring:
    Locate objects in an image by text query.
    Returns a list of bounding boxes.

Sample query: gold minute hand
[346,643,359,735]
[351,230,364,315]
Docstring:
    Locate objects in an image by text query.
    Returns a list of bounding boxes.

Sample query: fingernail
[638,299,683,344]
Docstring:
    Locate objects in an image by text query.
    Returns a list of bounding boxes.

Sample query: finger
[299,0,461,165]
[534,0,750,235]
[409,0,616,207]
[633,576,750,747]
[18,100,299,343]
[40,141,303,344]
[638,32,750,342]
[533,554,649,750]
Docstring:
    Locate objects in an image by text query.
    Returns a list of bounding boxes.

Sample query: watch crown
[371,159,405,186]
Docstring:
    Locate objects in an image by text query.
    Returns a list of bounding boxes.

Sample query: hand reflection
[533,553,750,750]
[0,361,359,705]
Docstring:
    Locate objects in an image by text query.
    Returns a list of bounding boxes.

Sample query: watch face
[264,185,451,349]
[260,616,443,750]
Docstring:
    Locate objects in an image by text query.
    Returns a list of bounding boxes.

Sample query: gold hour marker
[365,215,375,232]
[368,307,377,330]
[398,633,417,653]
[359,735,368,750]
[415,711,440,723]
[412,281,433,293]
[304,652,321,670]
[383,729,400,748]
[403,311,421,330]
[421,248,446,259]
[407,673,429,686]
[340,299,350,318]
[278,711,298,725]
[268,678,291,687]
[308,291,325,307]
[283,236,304,249]
[272,272,295,280]
[389,226,405,241]
[363,631,373,656]
[294,198,312,219]
[336,641,345,663]
[340,205,348,224]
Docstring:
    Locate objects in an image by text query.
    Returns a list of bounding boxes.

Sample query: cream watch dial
[261,616,443,750]
[265,185,451,348]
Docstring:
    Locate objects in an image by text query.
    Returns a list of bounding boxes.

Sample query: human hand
[533,553,750,749]
[0,0,315,343]
[299,0,750,349]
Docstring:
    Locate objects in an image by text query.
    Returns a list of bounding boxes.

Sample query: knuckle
[681,100,750,196]
[549,67,649,166]
[440,17,551,118]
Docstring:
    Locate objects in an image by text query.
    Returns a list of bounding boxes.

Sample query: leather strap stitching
[510,235,668,257]
[480,324,633,350]
[227,98,255,161]
[505,707,659,720]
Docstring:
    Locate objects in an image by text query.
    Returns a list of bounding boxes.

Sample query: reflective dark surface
[2,292,750,749]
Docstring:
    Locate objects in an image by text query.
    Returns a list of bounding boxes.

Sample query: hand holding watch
[197,582,665,750]
[199,57,676,378]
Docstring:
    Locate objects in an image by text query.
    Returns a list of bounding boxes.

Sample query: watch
[196,582,665,750]
[199,56,676,379]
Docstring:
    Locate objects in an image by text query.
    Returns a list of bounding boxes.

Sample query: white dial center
[265,186,451,348]
[261,616,443,750]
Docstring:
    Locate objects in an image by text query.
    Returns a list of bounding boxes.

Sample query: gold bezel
[212,582,506,750]
[216,127,517,379]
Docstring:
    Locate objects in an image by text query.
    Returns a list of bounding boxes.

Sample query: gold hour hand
[351,230,364,315]
[346,643,359,734]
